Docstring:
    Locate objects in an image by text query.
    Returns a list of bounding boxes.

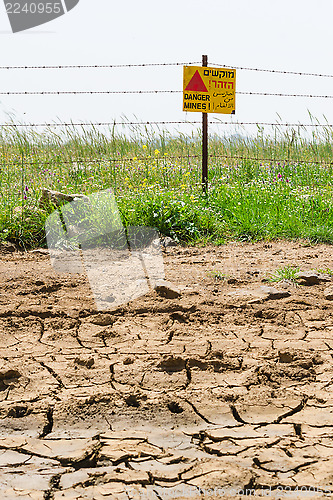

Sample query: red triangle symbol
[185,70,208,92]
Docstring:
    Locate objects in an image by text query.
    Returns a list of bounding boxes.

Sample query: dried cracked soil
[0,240,333,499]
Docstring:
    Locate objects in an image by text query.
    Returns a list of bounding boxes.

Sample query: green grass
[316,268,333,276]
[207,270,228,281]
[0,120,333,248]
[267,265,301,283]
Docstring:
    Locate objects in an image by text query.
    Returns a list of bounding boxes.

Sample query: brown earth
[0,240,333,499]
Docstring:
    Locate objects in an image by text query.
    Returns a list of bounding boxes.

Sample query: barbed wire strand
[210,63,333,79]
[212,154,333,165]
[1,120,332,128]
[0,62,200,70]
[0,90,180,95]
[2,90,333,99]
[239,91,333,99]
[0,61,332,79]
[8,154,333,167]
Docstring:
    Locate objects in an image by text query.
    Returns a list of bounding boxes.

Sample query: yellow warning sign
[183,65,236,114]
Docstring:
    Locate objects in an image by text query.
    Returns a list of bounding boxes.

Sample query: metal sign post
[183,57,236,194]
[202,54,208,194]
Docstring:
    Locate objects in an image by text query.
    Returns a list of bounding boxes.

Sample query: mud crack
[43,473,62,500]
[37,360,66,389]
[184,399,218,425]
[39,406,54,438]
[253,457,318,474]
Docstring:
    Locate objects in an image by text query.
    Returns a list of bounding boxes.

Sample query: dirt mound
[0,241,333,498]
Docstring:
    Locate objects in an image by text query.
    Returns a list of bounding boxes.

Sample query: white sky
[0,0,332,137]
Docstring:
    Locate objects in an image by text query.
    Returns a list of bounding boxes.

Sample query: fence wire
[0,62,200,70]
[7,154,333,168]
[1,120,332,128]
[0,61,332,79]
[210,63,333,79]
[2,90,333,99]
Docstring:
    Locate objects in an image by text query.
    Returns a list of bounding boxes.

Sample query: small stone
[0,241,16,253]
[161,236,178,247]
[154,280,180,299]
[259,286,291,300]
[89,314,113,326]
[29,248,49,255]
[296,271,330,286]
[123,357,134,365]
[39,188,90,209]
[324,286,333,300]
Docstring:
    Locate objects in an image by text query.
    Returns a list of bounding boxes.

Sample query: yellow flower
[154,149,160,155]
[142,145,147,149]
[133,157,137,161]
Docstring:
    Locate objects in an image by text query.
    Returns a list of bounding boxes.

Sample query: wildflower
[154,149,160,155]
[142,145,147,150]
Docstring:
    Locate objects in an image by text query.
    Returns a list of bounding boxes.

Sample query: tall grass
[0,121,332,248]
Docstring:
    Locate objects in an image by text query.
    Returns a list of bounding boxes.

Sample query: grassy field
[0,121,333,248]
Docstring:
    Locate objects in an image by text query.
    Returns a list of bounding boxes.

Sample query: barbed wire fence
[0,60,332,169]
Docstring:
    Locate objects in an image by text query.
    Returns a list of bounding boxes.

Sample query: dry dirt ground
[0,240,333,499]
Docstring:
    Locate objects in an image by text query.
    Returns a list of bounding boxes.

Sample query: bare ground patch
[0,241,333,498]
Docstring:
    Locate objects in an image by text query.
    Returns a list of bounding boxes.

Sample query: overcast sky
[0,0,332,137]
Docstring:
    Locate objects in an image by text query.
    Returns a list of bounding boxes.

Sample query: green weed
[267,265,301,283]
[207,270,227,281]
[0,120,333,248]
[316,268,333,276]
